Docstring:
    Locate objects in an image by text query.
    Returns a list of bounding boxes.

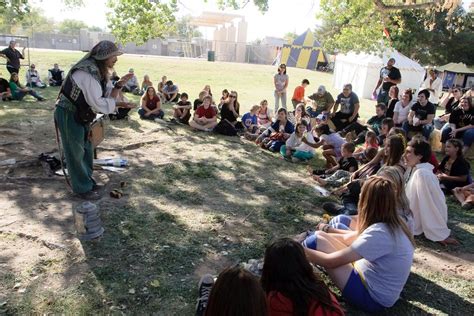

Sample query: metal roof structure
[190,11,245,27]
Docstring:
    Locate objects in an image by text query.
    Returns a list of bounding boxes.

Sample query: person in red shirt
[138,86,163,120]
[261,238,345,316]
[189,95,218,131]
[291,79,310,109]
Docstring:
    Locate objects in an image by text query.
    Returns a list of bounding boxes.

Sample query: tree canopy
[316,0,473,65]
[106,0,177,45]
[2,0,471,65]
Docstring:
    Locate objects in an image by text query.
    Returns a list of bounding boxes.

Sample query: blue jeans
[13,89,43,101]
[441,126,474,147]
[402,121,434,140]
[138,108,164,120]
[434,117,448,130]
[377,89,389,105]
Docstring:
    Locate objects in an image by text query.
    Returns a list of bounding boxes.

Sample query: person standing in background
[0,40,26,75]
[291,79,309,109]
[420,69,442,106]
[372,58,401,106]
[274,63,289,112]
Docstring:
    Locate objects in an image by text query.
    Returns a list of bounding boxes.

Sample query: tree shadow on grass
[76,200,223,314]
[386,272,473,315]
[339,271,472,315]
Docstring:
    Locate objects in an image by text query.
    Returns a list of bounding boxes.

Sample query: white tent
[333,50,425,99]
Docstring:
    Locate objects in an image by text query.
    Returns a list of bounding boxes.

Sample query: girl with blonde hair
[302,177,415,313]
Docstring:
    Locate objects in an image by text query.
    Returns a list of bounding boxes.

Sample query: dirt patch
[0,105,473,314]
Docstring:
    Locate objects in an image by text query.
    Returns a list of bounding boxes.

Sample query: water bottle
[112,158,128,167]
[94,158,128,167]
[74,202,104,241]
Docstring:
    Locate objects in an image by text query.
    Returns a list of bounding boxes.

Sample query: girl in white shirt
[393,89,413,126]
[280,122,315,162]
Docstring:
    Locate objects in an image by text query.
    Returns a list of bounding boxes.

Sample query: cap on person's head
[129,68,134,73]
[317,85,326,94]
[388,58,395,63]
[89,40,123,61]
[9,40,15,45]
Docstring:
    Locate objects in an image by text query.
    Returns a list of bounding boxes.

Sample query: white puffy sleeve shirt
[71,70,116,114]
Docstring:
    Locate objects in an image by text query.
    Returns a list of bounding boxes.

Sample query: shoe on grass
[92,183,104,192]
[195,274,214,316]
[76,190,102,200]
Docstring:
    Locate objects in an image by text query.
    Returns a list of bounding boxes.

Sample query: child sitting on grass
[241,104,260,134]
[340,103,387,145]
[189,95,218,132]
[437,138,471,192]
[353,130,378,161]
[303,124,346,168]
[256,108,294,152]
[280,121,315,162]
[173,92,192,124]
[302,176,415,313]
[378,118,394,146]
[311,142,358,187]
[257,99,273,128]
[262,238,344,316]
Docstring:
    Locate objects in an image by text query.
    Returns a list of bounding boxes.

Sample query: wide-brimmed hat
[89,40,123,61]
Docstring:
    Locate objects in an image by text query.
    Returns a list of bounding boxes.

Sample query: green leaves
[106,0,178,45]
[316,0,472,65]
[212,0,269,12]
[317,0,388,54]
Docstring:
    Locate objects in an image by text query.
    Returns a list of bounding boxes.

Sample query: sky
[30,0,321,41]
[31,0,473,42]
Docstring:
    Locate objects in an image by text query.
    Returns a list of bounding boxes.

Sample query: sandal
[438,236,460,246]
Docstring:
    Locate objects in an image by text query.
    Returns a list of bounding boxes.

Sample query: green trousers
[54,103,94,194]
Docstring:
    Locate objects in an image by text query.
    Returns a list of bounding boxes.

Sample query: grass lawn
[0,50,472,315]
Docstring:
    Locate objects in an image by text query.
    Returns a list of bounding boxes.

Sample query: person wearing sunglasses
[434,87,463,130]
[214,91,241,136]
[274,63,289,112]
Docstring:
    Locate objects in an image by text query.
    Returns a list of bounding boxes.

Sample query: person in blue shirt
[256,108,294,152]
[241,104,259,133]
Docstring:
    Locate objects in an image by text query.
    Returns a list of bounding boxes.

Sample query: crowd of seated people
[2,56,472,315]
[0,63,67,102]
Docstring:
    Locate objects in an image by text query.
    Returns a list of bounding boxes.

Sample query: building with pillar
[190,11,247,63]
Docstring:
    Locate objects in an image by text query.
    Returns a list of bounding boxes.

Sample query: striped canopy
[280,29,328,70]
